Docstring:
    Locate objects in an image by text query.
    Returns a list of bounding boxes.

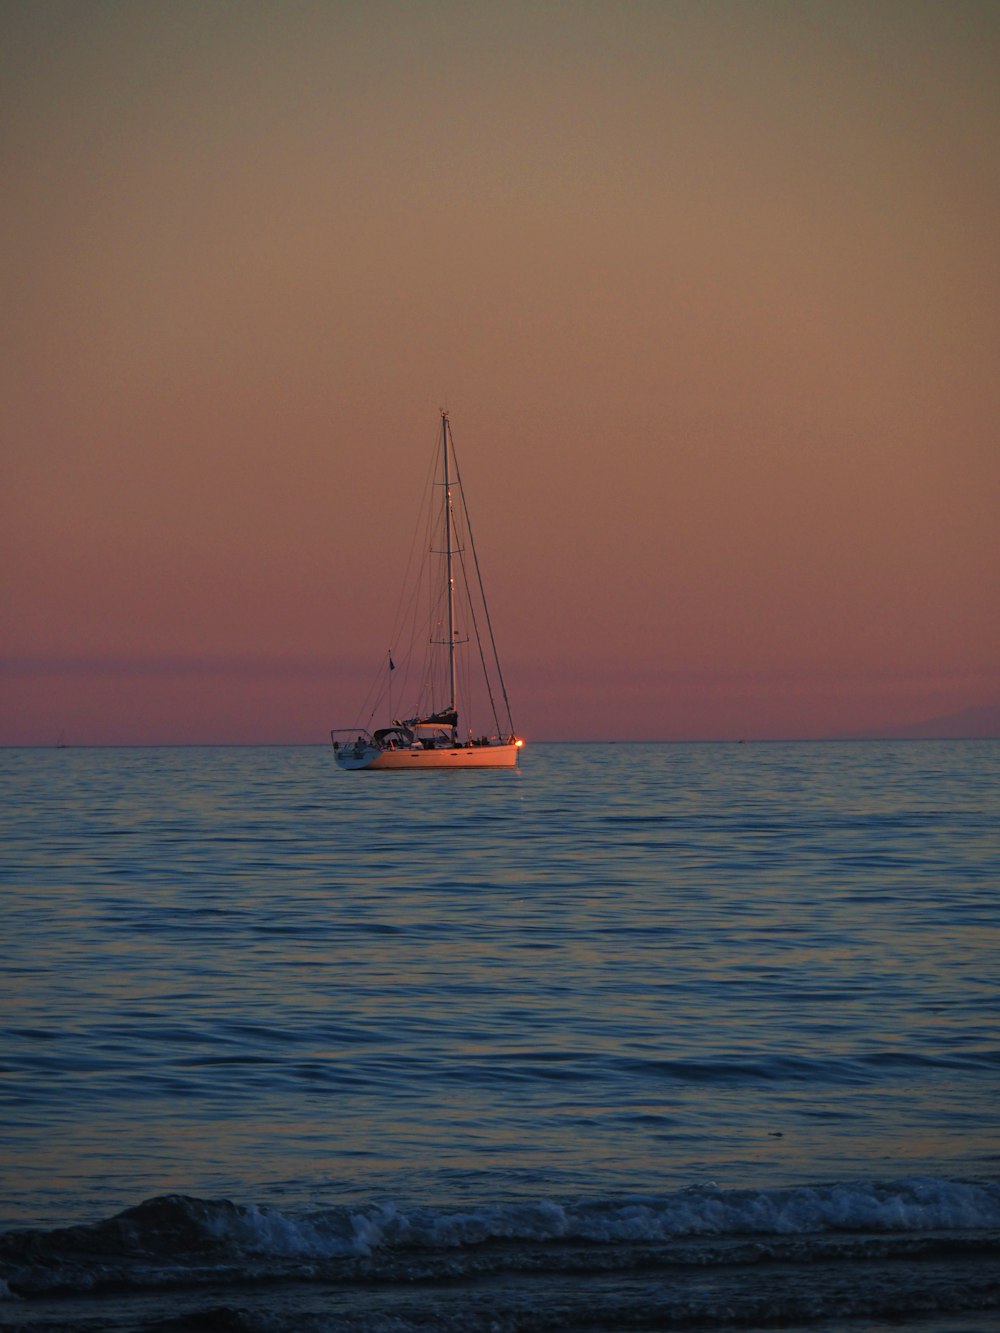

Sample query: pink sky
[2,1,998,744]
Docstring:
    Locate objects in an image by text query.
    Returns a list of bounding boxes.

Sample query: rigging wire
[454,513,503,737]
[448,423,516,735]
[358,434,439,729]
[338,417,516,744]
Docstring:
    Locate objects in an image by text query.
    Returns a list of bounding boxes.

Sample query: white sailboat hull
[336,742,521,771]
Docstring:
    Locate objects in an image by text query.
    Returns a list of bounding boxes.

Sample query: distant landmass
[844,704,1000,740]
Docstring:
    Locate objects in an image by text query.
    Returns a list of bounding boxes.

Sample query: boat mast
[442,410,457,722]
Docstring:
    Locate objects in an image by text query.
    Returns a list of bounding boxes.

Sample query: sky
[2,0,998,744]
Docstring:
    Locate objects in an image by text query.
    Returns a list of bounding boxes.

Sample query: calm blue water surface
[1,741,998,1330]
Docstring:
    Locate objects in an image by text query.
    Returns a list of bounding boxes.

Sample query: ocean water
[1,740,998,1331]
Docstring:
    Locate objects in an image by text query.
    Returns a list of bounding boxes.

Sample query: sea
[1,740,998,1332]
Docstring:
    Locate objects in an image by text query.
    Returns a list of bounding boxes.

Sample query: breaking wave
[1,1176,998,1330]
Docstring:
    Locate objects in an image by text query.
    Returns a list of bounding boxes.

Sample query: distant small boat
[56,731,67,749]
[332,411,522,770]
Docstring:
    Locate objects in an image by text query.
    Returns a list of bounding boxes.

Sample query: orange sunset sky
[2,0,998,744]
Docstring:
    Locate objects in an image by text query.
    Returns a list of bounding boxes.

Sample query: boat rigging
[331,410,522,770]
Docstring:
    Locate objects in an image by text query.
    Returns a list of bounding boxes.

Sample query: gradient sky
[3,0,998,743]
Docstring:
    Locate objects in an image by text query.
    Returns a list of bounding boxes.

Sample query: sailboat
[331,411,523,770]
